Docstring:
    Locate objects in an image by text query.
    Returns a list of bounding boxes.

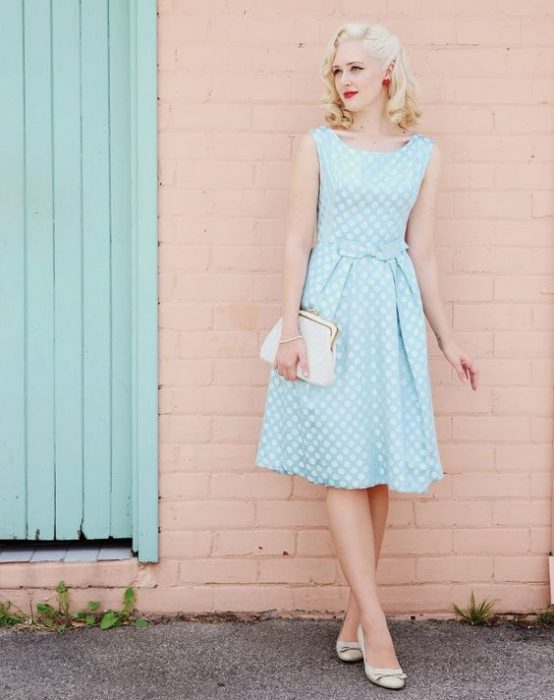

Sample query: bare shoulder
[422,136,442,183]
[299,129,319,153]
[420,132,441,155]
[292,130,320,170]
[428,137,442,162]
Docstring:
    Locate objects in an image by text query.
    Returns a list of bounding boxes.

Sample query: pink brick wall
[154,1,554,615]
[4,1,552,618]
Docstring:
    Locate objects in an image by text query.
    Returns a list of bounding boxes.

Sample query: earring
[382,77,391,87]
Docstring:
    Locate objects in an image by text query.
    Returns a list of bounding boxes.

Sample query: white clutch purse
[259,307,340,386]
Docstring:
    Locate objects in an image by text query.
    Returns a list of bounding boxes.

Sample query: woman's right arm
[275,131,320,381]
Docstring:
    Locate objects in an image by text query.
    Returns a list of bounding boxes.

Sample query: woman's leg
[327,484,400,668]
[337,484,389,642]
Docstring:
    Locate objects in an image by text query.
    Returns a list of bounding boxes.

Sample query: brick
[174,276,254,303]
[292,585,350,614]
[433,385,492,413]
[452,473,530,499]
[212,245,284,273]
[255,500,328,528]
[211,472,292,499]
[493,556,549,583]
[492,500,551,526]
[453,304,533,331]
[494,332,554,358]
[414,500,492,527]
[384,528,453,556]
[211,415,262,442]
[179,558,257,585]
[159,473,211,499]
[494,277,554,302]
[159,531,212,559]
[213,585,294,613]
[134,586,214,614]
[439,443,495,472]
[159,359,212,386]
[160,501,255,530]
[452,416,530,441]
[416,556,493,583]
[379,585,454,615]
[258,557,335,584]
[159,303,212,331]
[470,358,531,386]
[376,557,417,585]
[296,530,335,557]
[454,528,529,555]
[178,331,258,359]
[166,386,257,415]
[213,529,296,557]
[491,387,553,415]
[495,442,551,472]
[160,415,211,443]
[212,358,271,386]
[530,527,550,554]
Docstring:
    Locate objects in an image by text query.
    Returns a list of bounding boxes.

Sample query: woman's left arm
[406,142,479,391]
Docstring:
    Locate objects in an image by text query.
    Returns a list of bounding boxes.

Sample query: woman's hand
[274,337,310,381]
[438,337,479,390]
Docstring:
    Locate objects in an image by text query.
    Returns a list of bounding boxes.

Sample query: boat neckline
[326,126,418,154]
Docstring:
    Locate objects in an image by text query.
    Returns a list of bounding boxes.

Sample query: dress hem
[255,460,444,495]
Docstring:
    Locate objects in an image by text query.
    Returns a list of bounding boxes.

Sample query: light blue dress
[255,124,445,493]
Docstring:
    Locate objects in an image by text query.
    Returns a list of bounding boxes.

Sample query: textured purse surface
[259,315,337,386]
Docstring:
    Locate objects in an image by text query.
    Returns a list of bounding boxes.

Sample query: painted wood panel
[0,0,158,561]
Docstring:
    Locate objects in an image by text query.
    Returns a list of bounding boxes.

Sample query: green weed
[536,604,554,625]
[452,590,498,625]
[0,580,149,633]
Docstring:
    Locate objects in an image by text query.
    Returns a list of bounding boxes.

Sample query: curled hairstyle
[319,22,422,130]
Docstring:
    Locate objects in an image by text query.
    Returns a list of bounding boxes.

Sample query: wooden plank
[130,0,159,562]
[81,0,111,538]
[0,0,26,539]
[24,0,55,541]
[109,0,133,536]
[52,0,85,539]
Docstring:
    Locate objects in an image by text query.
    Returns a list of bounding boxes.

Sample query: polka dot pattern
[255,125,445,493]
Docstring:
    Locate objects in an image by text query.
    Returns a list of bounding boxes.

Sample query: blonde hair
[319,22,422,130]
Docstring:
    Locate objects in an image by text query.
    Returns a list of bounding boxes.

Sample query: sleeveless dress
[255,124,445,493]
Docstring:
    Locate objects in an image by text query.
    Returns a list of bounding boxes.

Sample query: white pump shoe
[335,638,363,662]
[357,623,407,690]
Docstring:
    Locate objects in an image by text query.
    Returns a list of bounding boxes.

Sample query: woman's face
[331,40,387,111]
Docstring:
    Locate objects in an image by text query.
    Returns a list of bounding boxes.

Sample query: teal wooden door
[0,1,158,561]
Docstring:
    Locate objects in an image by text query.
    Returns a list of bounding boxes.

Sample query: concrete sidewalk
[1,617,552,699]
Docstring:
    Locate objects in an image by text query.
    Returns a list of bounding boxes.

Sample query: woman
[255,22,479,690]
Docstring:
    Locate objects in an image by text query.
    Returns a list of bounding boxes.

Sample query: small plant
[536,604,554,625]
[0,600,25,627]
[452,590,497,625]
[0,580,149,634]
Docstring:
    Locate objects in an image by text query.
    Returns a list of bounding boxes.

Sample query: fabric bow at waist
[336,236,407,261]
[314,236,417,319]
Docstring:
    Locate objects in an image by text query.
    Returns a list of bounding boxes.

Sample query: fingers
[273,338,309,382]
[460,357,479,390]
[297,347,310,379]
[467,360,479,389]
[285,364,297,381]
[273,361,296,381]
[274,357,309,381]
